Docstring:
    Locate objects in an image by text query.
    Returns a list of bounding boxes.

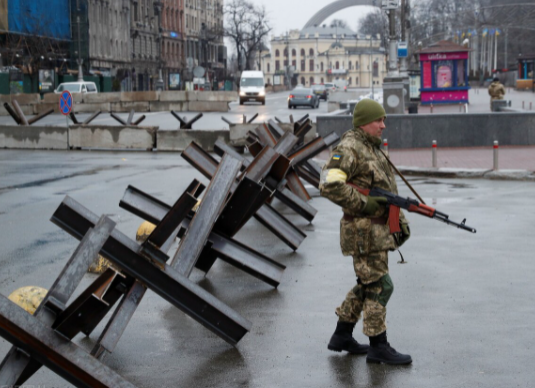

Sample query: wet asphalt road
[0,150,534,388]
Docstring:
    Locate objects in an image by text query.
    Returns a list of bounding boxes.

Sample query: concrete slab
[0,126,68,149]
[69,125,157,150]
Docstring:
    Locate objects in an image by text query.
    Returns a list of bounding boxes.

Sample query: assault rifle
[349,184,477,234]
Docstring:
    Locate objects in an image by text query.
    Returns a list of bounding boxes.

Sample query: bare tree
[330,19,348,29]
[224,0,272,72]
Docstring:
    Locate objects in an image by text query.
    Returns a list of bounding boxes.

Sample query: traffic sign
[59,90,73,116]
[398,41,408,58]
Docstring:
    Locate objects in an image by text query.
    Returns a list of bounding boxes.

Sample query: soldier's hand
[362,196,388,216]
[399,223,411,245]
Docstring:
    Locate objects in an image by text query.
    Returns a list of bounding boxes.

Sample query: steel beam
[0,294,138,388]
[51,196,252,345]
[214,140,317,221]
[183,142,306,248]
[172,154,242,276]
[120,187,286,287]
[0,217,119,387]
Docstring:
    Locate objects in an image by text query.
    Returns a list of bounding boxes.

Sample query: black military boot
[327,321,369,354]
[366,331,412,365]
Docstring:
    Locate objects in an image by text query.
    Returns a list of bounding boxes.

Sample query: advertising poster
[169,73,180,90]
[39,69,55,93]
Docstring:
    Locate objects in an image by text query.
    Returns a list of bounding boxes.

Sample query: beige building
[262,25,387,89]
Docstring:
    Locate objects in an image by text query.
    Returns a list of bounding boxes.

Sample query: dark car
[288,88,320,109]
[311,84,328,100]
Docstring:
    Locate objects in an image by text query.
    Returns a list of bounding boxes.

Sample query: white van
[54,81,98,94]
[239,71,265,105]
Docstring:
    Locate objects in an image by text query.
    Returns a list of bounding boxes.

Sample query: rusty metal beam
[27,108,54,125]
[120,187,287,287]
[83,110,102,125]
[0,216,117,386]
[51,196,252,345]
[3,103,21,125]
[0,294,138,388]
[184,142,307,247]
[110,112,127,126]
[11,100,28,126]
[172,154,242,276]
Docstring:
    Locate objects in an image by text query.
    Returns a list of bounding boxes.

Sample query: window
[349,61,352,70]
[275,60,280,71]
[309,59,314,72]
[284,48,288,57]
[309,48,314,56]
[292,59,296,68]
[321,77,324,83]
[373,62,379,77]
[301,60,305,72]
[321,62,324,72]
[275,49,280,57]
[300,76,305,85]
[434,60,453,87]
[292,49,296,57]
[356,61,359,70]
[300,48,305,57]
[309,76,314,85]
[348,77,352,85]
[336,61,340,69]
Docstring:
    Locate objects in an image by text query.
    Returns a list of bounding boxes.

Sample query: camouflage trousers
[335,251,392,337]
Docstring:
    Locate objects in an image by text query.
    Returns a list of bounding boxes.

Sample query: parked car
[54,81,98,94]
[324,82,337,93]
[311,84,328,100]
[288,88,320,109]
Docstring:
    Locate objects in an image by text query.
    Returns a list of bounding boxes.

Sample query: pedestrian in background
[319,99,412,365]
[488,77,505,111]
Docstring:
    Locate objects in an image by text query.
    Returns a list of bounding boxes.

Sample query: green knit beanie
[352,99,386,128]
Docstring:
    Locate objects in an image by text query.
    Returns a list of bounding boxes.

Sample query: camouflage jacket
[488,81,505,100]
[320,127,407,256]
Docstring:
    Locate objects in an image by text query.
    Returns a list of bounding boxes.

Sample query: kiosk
[418,40,470,105]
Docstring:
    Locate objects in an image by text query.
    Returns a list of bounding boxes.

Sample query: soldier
[319,99,412,365]
[488,77,505,111]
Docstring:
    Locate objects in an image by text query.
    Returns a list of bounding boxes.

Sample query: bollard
[432,140,437,168]
[522,101,525,109]
[383,138,388,152]
[459,103,462,112]
[430,104,434,114]
[493,141,499,170]
[530,102,533,111]
[464,103,469,113]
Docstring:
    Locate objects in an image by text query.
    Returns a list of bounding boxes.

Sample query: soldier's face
[361,117,386,139]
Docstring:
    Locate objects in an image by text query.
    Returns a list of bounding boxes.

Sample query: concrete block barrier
[73,103,111,114]
[84,92,121,103]
[188,101,229,112]
[0,125,68,149]
[149,101,186,112]
[69,125,157,150]
[159,91,187,102]
[317,112,535,148]
[110,101,150,113]
[157,129,230,151]
[121,91,159,102]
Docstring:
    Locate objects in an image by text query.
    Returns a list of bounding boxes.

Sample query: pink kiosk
[418,40,470,105]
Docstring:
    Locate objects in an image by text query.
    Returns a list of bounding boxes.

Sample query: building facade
[263,25,386,89]
[86,0,131,90]
[161,0,185,90]
[183,0,225,87]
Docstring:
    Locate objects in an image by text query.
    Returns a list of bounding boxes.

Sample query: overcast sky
[259,0,376,38]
